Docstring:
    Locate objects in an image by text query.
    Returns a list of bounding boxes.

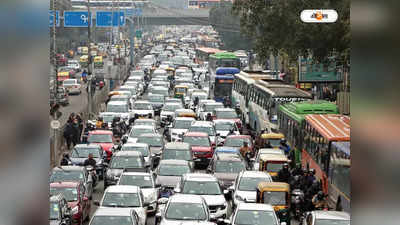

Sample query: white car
[106,101,131,123]
[62,79,81,95]
[156,194,216,225]
[160,102,184,121]
[225,203,282,225]
[121,143,153,168]
[67,60,80,72]
[229,171,273,207]
[167,117,195,142]
[175,173,228,219]
[213,119,240,140]
[127,125,157,143]
[88,208,140,225]
[131,101,154,119]
[188,121,220,145]
[197,102,224,120]
[125,81,144,95]
[118,172,160,214]
[96,185,148,225]
[302,211,350,225]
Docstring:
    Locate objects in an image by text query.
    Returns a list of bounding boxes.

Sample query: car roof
[259,153,288,161]
[214,108,235,112]
[74,144,101,148]
[184,132,208,137]
[114,151,143,157]
[138,133,162,138]
[165,142,191,149]
[134,100,151,104]
[214,119,235,124]
[50,181,80,188]
[121,172,151,177]
[175,117,195,121]
[240,171,272,179]
[226,135,251,139]
[313,211,350,220]
[89,130,113,135]
[169,194,204,204]
[105,185,141,193]
[107,101,127,106]
[204,102,223,106]
[191,121,213,127]
[148,93,163,97]
[131,125,154,129]
[237,203,275,211]
[215,147,239,153]
[52,166,85,171]
[93,207,134,217]
[216,154,243,162]
[159,159,189,165]
[110,95,129,99]
[183,173,218,182]
[122,143,149,148]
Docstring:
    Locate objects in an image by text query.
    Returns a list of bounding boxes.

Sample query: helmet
[309,168,316,175]
[317,191,324,199]
[98,116,103,121]
[280,138,287,144]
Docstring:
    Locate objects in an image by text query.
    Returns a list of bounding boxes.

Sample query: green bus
[209,52,240,77]
[277,100,339,164]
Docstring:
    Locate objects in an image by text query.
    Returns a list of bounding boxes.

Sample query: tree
[233,0,350,63]
[209,1,253,50]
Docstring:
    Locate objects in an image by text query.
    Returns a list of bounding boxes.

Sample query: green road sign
[298,56,343,83]
[136,30,142,38]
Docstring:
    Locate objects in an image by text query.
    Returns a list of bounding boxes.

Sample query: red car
[87,130,114,161]
[56,54,68,66]
[50,181,91,225]
[183,132,214,167]
[223,135,254,153]
[213,108,242,131]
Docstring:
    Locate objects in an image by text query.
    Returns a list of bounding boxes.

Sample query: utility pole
[87,0,93,119]
[51,0,58,166]
[117,0,122,85]
[111,0,114,45]
[130,0,135,66]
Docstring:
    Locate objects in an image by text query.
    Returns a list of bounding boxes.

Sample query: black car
[49,194,71,225]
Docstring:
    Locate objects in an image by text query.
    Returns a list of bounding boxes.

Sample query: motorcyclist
[239,142,252,160]
[206,113,213,121]
[96,117,104,129]
[279,139,291,155]
[312,191,328,210]
[277,163,291,183]
[291,164,304,177]
[194,96,199,107]
[83,153,97,185]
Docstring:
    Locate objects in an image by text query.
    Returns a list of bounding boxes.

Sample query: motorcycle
[291,189,305,221]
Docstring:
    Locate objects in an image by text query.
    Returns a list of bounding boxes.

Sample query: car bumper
[67,88,81,94]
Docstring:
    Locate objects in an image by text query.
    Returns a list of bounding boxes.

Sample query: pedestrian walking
[63,121,74,149]
[72,119,80,146]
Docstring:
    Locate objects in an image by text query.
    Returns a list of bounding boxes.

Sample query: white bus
[248,80,312,133]
[232,72,255,125]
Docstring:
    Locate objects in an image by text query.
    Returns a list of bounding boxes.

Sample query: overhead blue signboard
[49,10,60,27]
[64,11,92,27]
[126,8,142,17]
[96,11,125,27]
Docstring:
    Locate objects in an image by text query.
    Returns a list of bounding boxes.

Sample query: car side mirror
[94,201,100,206]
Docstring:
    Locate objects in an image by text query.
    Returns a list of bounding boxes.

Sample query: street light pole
[87,0,93,119]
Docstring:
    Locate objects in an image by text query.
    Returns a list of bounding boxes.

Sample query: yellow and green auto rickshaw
[257,132,285,149]
[257,182,291,225]
[94,56,104,68]
[80,55,88,68]
[174,85,188,99]
[259,153,290,180]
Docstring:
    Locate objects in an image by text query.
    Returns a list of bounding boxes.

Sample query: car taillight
[74,85,79,88]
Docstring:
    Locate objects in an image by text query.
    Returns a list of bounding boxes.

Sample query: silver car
[121,143,154,168]
[175,173,229,219]
[118,172,160,214]
[95,185,148,225]
[230,171,273,207]
[225,203,282,225]
[157,194,217,225]
[90,200,140,225]
[127,125,157,143]
[168,117,195,142]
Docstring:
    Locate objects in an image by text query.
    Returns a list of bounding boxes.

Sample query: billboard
[298,56,343,83]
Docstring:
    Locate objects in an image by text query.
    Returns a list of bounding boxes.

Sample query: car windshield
[163,104,182,111]
[50,187,78,202]
[238,177,271,191]
[263,191,287,205]
[119,175,153,188]
[152,89,168,96]
[225,138,252,147]
[102,115,115,123]
[148,95,164,102]
[121,146,149,157]
[49,202,60,220]
[266,163,284,172]
[183,136,210,147]
[191,94,207,100]
[234,210,277,225]
[72,147,100,158]
[137,136,163,147]
[102,193,141,207]
[134,121,155,127]
[130,128,154,137]
[215,122,234,131]
[88,134,112,143]
[134,103,152,110]
[268,139,281,147]
[165,202,206,221]
[189,126,215,136]
[90,216,133,225]
[182,181,221,195]
[110,156,143,169]
[315,219,350,225]
[163,149,191,161]
[216,111,238,119]
[63,80,76,85]
[215,161,245,173]
[159,164,190,176]
[204,104,223,112]
[50,170,84,183]
[174,120,193,129]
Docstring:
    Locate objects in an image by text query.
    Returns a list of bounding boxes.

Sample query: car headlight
[71,206,79,215]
